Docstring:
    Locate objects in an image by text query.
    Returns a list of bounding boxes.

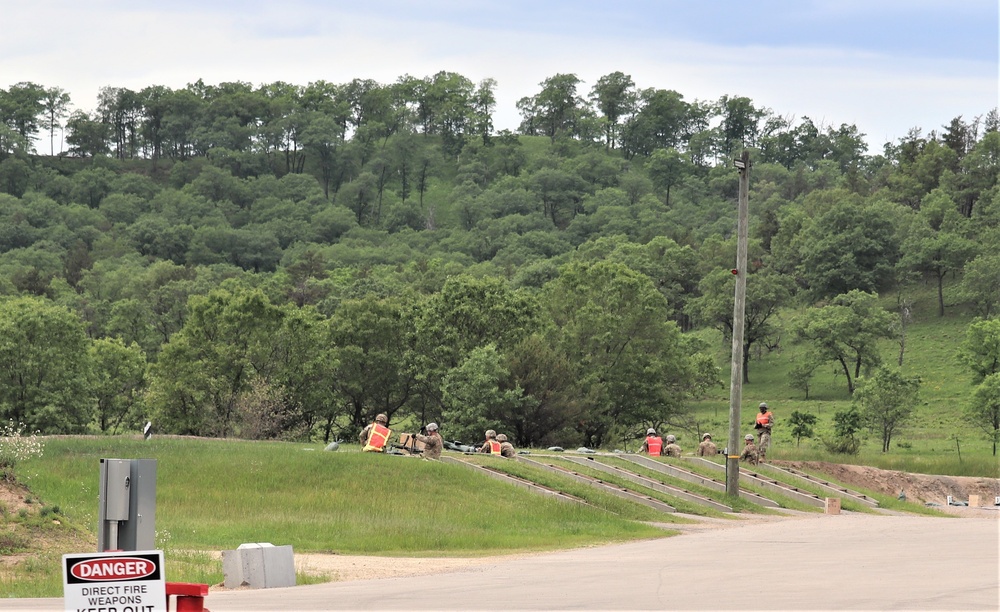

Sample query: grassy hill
[684,281,998,477]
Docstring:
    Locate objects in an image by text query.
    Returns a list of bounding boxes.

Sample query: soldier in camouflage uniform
[662,434,682,457]
[415,422,443,460]
[479,429,501,454]
[697,433,718,457]
[740,434,758,465]
[497,433,516,458]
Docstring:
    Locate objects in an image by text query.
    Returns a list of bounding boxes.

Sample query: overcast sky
[3,0,997,154]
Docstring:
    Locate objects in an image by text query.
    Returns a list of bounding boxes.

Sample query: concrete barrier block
[825,497,841,514]
[968,494,981,507]
[223,543,295,589]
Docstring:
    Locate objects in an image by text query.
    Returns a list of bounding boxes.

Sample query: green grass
[535,456,731,518]
[5,437,669,597]
[686,281,1000,475]
[597,456,765,514]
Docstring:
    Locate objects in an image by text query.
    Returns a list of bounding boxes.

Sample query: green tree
[687,269,792,383]
[0,296,93,433]
[528,166,587,228]
[324,296,418,437]
[793,290,895,394]
[590,72,637,150]
[958,317,1000,380]
[968,373,1000,456]
[852,366,920,452]
[500,334,580,447]
[517,74,591,142]
[621,88,693,158]
[41,87,71,155]
[0,82,46,145]
[956,253,1000,318]
[440,344,525,443]
[301,113,347,199]
[65,110,111,158]
[897,199,977,316]
[794,198,901,301]
[542,260,699,447]
[788,410,818,446]
[647,148,687,206]
[146,287,297,437]
[90,337,147,433]
[824,406,862,454]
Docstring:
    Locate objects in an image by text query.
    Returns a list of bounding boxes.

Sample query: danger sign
[63,550,165,612]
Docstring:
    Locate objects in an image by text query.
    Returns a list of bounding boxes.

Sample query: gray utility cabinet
[97,458,157,552]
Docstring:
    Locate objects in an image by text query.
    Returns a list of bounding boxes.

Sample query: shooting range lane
[194,513,998,610]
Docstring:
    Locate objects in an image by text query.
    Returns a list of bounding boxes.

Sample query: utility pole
[726,150,751,497]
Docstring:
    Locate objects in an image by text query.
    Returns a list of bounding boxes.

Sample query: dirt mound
[775,461,1000,506]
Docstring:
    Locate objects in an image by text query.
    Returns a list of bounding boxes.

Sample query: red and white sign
[63,550,165,612]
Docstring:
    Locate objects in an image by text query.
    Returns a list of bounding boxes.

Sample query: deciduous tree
[793,290,895,394]
[853,366,919,452]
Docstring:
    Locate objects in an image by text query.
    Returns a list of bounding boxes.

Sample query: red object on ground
[166,581,209,612]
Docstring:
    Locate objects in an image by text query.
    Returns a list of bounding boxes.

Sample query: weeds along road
[5,512,998,611]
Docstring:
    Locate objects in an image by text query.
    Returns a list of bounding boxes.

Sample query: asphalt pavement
[4,512,998,611]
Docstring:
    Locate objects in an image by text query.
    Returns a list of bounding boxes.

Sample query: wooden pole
[726,150,751,497]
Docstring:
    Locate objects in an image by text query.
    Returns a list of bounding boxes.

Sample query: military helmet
[702,433,712,439]
[745,434,754,441]
[426,422,438,431]
[666,434,676,443]
[375,413,388,424]
[759,402,769,410]
[496,434,507,442]
[485,429,496,439]
[646,428,656,435]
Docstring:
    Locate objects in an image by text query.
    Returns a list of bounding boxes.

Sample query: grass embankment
[4,436,667,597]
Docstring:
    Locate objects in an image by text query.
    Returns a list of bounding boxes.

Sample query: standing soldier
[360,413,391,453]
[638,428,663,456]
[697,433,718,457]
[663,434,682,457]
[479,429,502,455]
[496,433,516,458]
[415,422,443,460]
[755,402,774,462]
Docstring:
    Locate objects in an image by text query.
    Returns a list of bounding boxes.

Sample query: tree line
[0,72,998,451]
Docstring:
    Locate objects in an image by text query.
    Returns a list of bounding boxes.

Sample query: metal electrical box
[98,458,157,552]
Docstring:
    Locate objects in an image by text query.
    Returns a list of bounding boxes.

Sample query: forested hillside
[0,72,998,452]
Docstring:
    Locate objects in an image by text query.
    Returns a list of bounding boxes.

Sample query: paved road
[4,513,997,611]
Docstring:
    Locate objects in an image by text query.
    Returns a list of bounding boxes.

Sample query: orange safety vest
[364,423,391,452]
[646,436,663,456]
[756,411,773,427]
[489,440,502,455]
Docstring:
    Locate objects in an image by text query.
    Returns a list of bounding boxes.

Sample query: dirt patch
[0,479,33,515]
[774,461,1000,515]
[208,551,524,588]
